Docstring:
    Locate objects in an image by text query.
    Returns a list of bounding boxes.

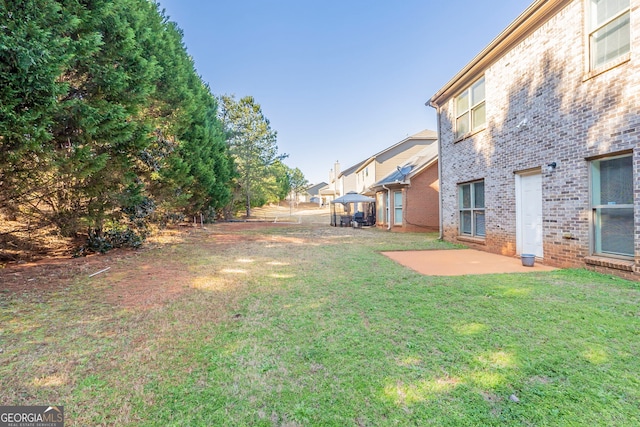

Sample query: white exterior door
[516,172,543,257]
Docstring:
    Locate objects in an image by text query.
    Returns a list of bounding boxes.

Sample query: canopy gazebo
[330,191,376,227]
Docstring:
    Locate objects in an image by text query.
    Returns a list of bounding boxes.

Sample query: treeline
[0,0,305,251]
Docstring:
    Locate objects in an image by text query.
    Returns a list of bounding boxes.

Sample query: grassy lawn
[1,223,639,426]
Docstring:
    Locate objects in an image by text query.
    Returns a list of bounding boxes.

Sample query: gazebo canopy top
[331,191,375,205]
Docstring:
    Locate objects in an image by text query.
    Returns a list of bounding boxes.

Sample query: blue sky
[156,0,533,185]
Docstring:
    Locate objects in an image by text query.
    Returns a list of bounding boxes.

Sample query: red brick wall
[403,162,439,232]
[375,163,440,233]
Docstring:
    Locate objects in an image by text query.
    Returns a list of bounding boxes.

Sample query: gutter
[427,101,444,241]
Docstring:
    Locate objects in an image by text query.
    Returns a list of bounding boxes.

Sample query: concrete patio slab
[381,249,558,276]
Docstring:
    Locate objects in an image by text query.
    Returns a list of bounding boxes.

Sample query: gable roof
[429,0,570,107]
[338,159,368,178]
[373,129,437,159]
[405,129,438,140]
[355,129,437,174]
[372,143,438,188]
[306,182,328,196]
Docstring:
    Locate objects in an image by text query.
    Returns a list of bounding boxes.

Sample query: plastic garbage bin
[521,254,535,267]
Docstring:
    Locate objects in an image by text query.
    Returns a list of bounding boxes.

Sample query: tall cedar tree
[0,0,233,238]
[48,0,159,235]
[0,0,73,218]
[145,20,232,219]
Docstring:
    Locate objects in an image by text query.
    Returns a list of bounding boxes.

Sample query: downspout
[429,101,444,241]
[382,184,392,230]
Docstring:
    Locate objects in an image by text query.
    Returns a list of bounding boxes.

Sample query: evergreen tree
[218,95,284,217]
[288,167,308,204]
[141,17,232,221]
[0,0,74,218]
[270,160,292,202]
[0,0,264,250]
[45,0,160,235]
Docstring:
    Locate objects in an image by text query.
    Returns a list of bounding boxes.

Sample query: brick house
[429,0,639,279]
[371,144,439,232]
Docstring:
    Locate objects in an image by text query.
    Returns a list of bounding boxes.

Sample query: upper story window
[455,77,486,139]
[589,0,630,69]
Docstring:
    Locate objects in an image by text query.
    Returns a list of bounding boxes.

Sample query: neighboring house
[305,182,328,205]
[355,129,438,195]
[371,144,439,232]
[319,161,341,204]
[429,0,639,279]
[338,160,367,196]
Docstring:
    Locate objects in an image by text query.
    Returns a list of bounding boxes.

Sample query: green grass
[1,224,639,426]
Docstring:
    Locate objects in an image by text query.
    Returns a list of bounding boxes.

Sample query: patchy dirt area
[102,258,196,309]
[0,248,136,293]
[0,216,330,310]
[0,202,334,312]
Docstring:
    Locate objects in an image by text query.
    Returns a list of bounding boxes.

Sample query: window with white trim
[455,77,486,139]
[589,0,630,69]
[591,154,634,257]
[394,191,403,225]
[459,180,485,237]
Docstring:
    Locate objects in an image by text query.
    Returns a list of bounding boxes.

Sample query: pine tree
[219,95,284,217]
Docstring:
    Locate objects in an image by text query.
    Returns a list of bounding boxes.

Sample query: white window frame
[454,77,486,140]
[588,0,631,70]
[590,153,634,259]
[459,180,485,238]
[393,191,403,225]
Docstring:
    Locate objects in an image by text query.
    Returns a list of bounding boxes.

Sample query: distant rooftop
[374,143,438,186]
[333,129,438,179]
[407,129,438,140]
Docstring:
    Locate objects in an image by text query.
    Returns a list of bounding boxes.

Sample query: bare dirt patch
[0,249,134,294]
[102,259,195,310]
[0,222,314,310]
[212,221,294,231]
[0,213,340,315]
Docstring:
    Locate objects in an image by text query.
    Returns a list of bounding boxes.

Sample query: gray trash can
[521,254,535,267]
